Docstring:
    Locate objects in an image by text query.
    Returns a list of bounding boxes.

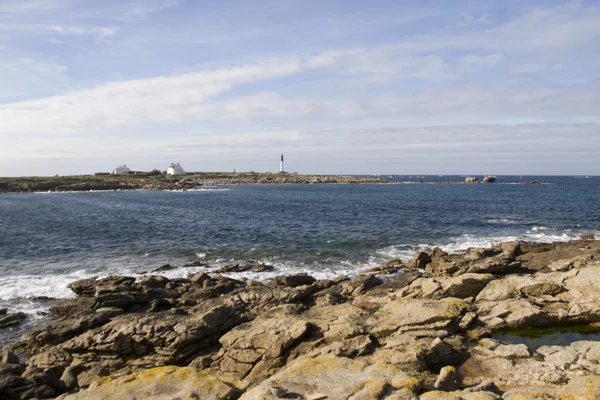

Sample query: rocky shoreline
[2,237,600,399]
[0,173,383,193]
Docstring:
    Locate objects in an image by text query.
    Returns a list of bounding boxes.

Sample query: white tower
[280,154,284,173]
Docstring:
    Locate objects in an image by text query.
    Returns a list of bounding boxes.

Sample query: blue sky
[0,0,599,175]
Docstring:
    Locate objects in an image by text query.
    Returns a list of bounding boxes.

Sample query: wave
[1,226,598,316]
[483,217,529,225]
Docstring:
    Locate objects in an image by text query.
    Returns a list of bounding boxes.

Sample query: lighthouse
[280,154,284,173]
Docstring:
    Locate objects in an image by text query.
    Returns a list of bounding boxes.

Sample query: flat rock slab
[240,355,421,400]
[58,366,240,400]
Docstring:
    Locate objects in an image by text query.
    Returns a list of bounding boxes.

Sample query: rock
[19,312,110,350]
[139,275,169,288]
[501,386,557,399]
[35,384,56,399]
[463,379,501,395]
[425,338,462,371]
[420,391,500,399]
[152,263,175,272]
[0,373,28,391]
[252,264,274,273]
[190,272,211,284]
[272,274,317,287]
[414,252,432,269]
[60,366,241,400]
[559,375,600,398]
[476,299,546,329]
[0,364,25,376]
[59,305,246,368]
[434,366,462,391]
[216,313,309,384]
[0,312,26,329]
[492,344,530,359]
[22,366,65,391]
[373,298,468,337]
[580,233,596,240]
[27,348,73,369]
[341,274,383,296]
[483,176,496,183]
[60,365,87,390]
[240,356,421,400]
[465,177,478,183]
[1,351,19,365]
[67,276,135,297]
[76,366,108,388]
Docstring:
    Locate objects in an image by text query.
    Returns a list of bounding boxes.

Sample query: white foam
[484,218,529,225]
[2,226,598,316]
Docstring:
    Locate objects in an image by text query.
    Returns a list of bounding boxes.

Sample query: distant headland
[0,172,384,193]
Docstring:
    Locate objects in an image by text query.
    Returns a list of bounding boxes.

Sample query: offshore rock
[0,312,26,329]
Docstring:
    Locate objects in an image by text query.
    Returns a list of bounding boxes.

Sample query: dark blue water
[0,176,598,317]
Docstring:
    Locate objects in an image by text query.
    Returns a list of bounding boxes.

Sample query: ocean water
[0,175,599,342]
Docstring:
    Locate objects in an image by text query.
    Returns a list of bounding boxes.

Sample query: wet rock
[152,263,175,272]
[0,312,26,329]
[67,276,135,297]
[272,274,317,287]
[580,232,596,240]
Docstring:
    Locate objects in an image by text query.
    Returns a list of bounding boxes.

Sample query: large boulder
[59,366,240,400]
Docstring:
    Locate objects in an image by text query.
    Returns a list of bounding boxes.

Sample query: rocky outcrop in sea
[2,238,600,399]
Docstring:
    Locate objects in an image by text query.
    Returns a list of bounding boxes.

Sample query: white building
[166,162,186,175]
[112,165,131,175]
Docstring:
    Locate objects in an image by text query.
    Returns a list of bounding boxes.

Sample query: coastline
[2,238,600,399]
[0,173,384,193]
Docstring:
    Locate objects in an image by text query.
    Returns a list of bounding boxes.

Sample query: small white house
[112,165,131,175]
[166,162,186,175]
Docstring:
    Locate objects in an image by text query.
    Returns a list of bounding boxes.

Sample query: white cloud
[0,56,323,133]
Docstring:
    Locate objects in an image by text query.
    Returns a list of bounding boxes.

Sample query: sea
[0,175,599,344]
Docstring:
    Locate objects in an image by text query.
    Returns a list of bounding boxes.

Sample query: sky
[0,0,599,176]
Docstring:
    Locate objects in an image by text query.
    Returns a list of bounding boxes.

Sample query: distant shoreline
[0,173,385,193]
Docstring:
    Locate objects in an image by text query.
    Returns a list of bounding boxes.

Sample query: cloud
[0,55,328,134]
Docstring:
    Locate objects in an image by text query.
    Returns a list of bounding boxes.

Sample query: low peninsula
[0,173,384,193]
[2,237,600,399]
